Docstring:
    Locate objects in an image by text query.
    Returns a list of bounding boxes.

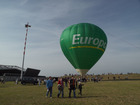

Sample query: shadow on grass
[76,95,108,98]
[56,95,107,99]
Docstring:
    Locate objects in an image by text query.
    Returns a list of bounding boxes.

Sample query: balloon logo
[60,23,107,75]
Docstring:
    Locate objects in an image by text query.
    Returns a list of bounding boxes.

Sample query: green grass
[0,80,140,105]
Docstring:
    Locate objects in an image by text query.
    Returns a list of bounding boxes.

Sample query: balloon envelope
[60,23,107,75]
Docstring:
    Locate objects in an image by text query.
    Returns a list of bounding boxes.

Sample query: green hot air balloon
[60,23,107,75]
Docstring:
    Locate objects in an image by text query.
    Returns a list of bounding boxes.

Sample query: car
[21,77,38,85]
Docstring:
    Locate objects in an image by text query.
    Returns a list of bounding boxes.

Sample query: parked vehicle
[21,77,38,85]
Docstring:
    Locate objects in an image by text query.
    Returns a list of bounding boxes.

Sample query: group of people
[46,76,84,98]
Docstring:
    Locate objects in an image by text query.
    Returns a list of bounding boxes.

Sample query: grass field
[0,80,140,105]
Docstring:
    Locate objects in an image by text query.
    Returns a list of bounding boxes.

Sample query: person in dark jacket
[68,76,76,98]
[64,77,68,87]
[78,82,84,95]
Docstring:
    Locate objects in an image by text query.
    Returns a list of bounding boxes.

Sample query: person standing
[15,78,18,84]
[69,76,76,98]
[64,77,68,87]
[57,77,64,98]
[1,78,5,84]
[78,82,84,95]
[46,76,53,98]
[37,78,41,86]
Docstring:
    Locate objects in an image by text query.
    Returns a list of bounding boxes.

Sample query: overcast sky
[0,0,140,76]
